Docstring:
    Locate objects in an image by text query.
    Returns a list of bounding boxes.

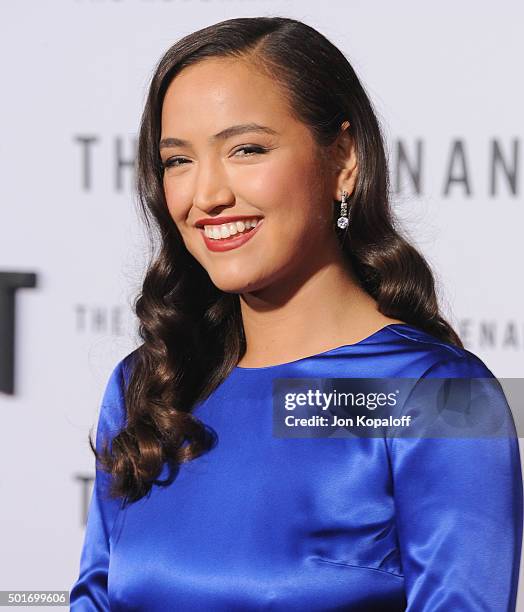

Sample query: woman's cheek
[163,180,187,224]
[235,161,288,209]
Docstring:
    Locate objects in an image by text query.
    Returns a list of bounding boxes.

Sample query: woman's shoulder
[101,349,137,403]
[383,326,515,443]
[95,348,139,442]
[383,323,496,379]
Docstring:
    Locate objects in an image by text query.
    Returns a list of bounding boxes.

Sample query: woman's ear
[331,120,358,199]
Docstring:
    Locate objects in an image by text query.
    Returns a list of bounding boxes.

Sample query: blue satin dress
[70,323,523,611]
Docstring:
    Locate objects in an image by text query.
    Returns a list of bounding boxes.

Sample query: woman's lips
[199,219,264,252]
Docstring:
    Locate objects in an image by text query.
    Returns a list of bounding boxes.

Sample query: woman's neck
[237,258,403,368]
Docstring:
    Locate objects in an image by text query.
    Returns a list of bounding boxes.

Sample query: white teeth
[204,218,260,240]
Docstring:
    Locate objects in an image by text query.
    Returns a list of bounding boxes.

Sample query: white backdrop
[1,0,523,608]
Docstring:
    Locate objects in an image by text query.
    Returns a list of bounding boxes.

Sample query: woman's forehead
[160,58,299,141]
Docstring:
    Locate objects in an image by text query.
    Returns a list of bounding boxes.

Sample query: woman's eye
[162,146,268,169]
[163,157,189,168]
[233,145,268,157]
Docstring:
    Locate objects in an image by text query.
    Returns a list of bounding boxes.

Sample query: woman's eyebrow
[159,123,278,149]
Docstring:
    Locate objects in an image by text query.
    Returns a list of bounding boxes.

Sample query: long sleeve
[388,354,523,611]
[70,358,129,611]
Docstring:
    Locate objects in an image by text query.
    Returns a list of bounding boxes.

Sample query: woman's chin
[207,270,265,295]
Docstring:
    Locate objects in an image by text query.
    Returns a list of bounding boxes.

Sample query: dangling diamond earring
[336,190,350,230]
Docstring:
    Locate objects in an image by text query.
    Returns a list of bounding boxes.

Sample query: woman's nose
[192,161,235,213]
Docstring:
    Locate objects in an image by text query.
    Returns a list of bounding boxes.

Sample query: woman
[70,16,522,611]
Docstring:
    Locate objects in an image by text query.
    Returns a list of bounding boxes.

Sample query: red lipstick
[194,215,262,227]
[198,218,264,252]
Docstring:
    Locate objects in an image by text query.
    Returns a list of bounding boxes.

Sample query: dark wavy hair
[92,16,464,503]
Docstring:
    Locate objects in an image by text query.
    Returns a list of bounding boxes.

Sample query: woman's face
[160,56,349,295]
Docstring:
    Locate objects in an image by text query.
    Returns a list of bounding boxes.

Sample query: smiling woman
[70,16,522,612]
[158,55,357,296]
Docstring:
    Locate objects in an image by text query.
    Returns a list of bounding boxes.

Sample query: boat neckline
[233,323,417,372]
